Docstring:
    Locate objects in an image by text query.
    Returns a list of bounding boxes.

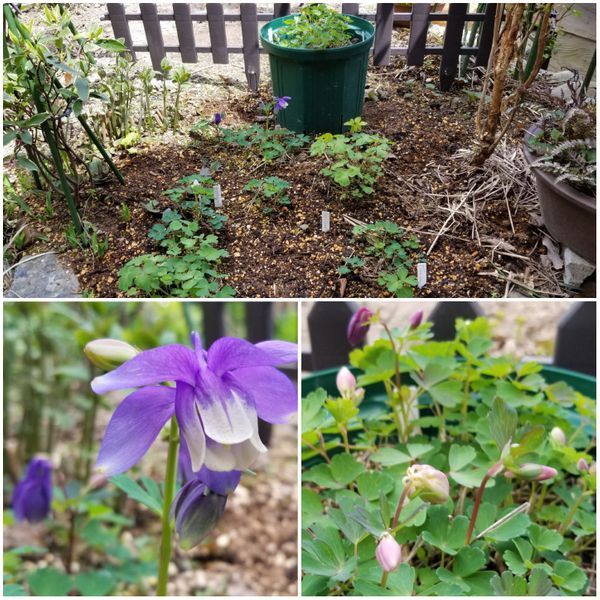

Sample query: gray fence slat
[554,303,596,376]
[406,3,431,66]
[439,3,468,91]
[173,3,197,63]
[307,302,361,371]
[273,3,291,18]
[342,4,360,16]
[240,3,260,91]
[476,4,497,66]
[107,3,136,59]
[206,3,229,64]
[373,3,395,66]
[139,3,165,71]
[429,302,484,340]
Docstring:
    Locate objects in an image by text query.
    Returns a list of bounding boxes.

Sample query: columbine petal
[91,345,198,394]
[207,337,295,375]
[226,366,297,424]
[96,386,175,476]
[175,382,206,472]
[196,369,254,444]
[204,431,267,472]
[253,341,298,366]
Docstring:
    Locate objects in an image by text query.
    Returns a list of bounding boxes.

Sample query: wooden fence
[106,3,497,91]
[304,301,596,376]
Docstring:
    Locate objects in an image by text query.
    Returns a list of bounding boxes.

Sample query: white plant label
[213,184,223,208]
[417,262,427,288]
[321,211,330,232]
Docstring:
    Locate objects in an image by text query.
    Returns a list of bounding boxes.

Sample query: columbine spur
[91,332,297,477]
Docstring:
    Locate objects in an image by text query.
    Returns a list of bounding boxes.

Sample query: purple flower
[347,307,374,347]
[214,113,222,126]
[376,533,402,572]
[13,458,52,523]
[409,310,424,330]
[273,96,291,113]
[91,332,297,477]
[174,440,240,548]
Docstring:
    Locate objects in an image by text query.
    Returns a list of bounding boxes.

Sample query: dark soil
[8,57,574,298]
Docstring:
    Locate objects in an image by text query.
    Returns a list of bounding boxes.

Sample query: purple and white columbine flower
[273,96,291,113]
[91,332,297,477]
[13,457,52,523]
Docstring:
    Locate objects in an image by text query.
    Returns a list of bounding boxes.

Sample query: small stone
[563,247,595,286]
[216,533,230,548]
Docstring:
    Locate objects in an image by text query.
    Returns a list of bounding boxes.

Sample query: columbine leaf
[528,524,563,552]
[551,560,587,592]
[421,505,470,555]
[110,474,162,515]
[488,397,518,450]
[448,444,476,472]
[28,568,72,596]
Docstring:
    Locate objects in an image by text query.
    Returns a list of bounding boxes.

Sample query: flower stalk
[465,462,503,544]
[157,416,180,596]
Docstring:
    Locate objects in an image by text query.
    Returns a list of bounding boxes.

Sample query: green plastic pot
[260,14,375,135]
[303,364,596,424]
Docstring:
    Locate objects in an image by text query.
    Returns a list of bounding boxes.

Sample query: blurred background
[3,301,298,596]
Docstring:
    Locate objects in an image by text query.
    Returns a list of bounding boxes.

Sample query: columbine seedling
[301,311,595,596]
[243,176,291,213]
[310,120,392,198]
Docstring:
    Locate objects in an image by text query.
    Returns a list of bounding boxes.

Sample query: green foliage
[339,221,420,297]
[243,176,291,213]
[118,172,233,297]
[301,316,595,595]
[222,124,309,162]
[274,4,354,49]
[310,126,391,198]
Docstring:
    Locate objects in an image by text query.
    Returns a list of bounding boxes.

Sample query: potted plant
[522,76,596,263]
[260,4,375,135]
[301,311,595,596]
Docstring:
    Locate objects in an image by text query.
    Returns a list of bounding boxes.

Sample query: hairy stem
[157,417,179,596]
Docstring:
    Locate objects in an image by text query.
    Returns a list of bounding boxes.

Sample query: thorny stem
[157,417,180,596]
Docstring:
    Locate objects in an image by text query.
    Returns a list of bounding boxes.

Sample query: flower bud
[347,308,374,347]
[403,464,449,504]
[84,339,138,371]
[577,458,589,472]
[375,532,402,572]
[550,427,566,446]
[409,310,424,330]
[336,367,357,397]
[13,457,52,523]
[506,463,558,481]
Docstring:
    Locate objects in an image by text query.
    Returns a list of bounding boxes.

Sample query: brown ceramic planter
[523,124,596,264]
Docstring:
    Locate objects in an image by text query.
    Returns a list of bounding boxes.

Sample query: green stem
[558,490,592,535]
[157,416,179,596]
[465,463,502,544]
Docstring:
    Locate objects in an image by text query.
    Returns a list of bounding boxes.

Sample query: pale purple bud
[84,339,139,371]
[336,367,357,397]
[550,427,566,446]
[577,458,589,472]
[409,310,424,330]
[353,387,365,404]
[403,464,449,504]
[589,462,596,475]
[375,533,402,572]
[347,308,374,347]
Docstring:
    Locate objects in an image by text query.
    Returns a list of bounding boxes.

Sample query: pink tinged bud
[589,462,596,475]
[409,310,424,330]
[577,458,589,472]
[512,463,558,481]
[375,533,402,572]
[550,427,566,446]
[347,308,374,347]
[84,339,138,371]
[336,367,357,397]
[404,464,450,504]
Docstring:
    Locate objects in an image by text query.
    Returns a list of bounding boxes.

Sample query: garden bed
[5,55,588,298]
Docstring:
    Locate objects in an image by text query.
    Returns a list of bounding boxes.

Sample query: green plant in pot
[301,310,595,596]
[260,4,375,135]
[523,74,596,263]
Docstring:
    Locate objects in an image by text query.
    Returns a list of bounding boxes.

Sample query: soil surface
[9,57,575,299]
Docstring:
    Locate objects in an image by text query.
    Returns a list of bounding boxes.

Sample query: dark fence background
[106,3,497,91]
[304,301,596,376]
